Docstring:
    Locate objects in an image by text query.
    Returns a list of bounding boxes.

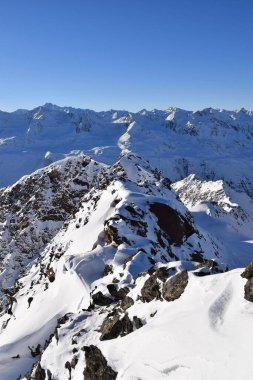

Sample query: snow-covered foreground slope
[30,269,253,380]
[0,104,252,379]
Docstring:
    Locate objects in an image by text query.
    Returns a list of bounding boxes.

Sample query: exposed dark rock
[117,287,130,300]
[107,284,129,300]
[100,310,134,340]
[107,284,118,298]
[162,271,188,302]
[141,275,161,302]
[65,361,72,379]
[28,344,41,357]
[156,267,169,282]
[196,260,216,270]
[244,277,253,302]
[28,297,33,308]
[103,264,114,276]
[241,262,253,279]
[71,356,78,369]
[57,313,70,326]
[150,202,195,245]
[83,345,117,380]
[46,268,55,283]
[104,223,121,245]
[133,316,143,329]
[33,363,46,380]
[100,312,122,341]
[11,354,20,359]
[194,270,211,277]
[104,219,132,246]
[92,292,113,307]
[121,296,134,311]
[190,251,204,263]
[121,314,133,336]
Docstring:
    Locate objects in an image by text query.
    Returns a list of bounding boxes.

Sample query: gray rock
[141,274,161,302]
[100,312,122,341]
[107,284,129,300]
[33,363,46,380]
[121,296,134,311]
[241,262,253,279]
[83,345,117,380]
[156,267,169,282]
[244,277,253,302]
[92,292,113,307]
[133,316,143,329]
[121,314,133,336]
[162,271,188,302]
[100,311,133,340]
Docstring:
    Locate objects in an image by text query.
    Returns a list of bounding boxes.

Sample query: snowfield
[0,104,252,379]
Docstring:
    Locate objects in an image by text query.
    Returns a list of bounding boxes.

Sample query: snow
[0,104,252,379]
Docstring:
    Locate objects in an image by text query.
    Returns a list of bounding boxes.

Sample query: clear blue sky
[0,0,252,112]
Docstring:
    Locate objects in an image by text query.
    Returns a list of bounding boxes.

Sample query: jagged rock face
[0,155,105,292]
[100,311,134,341]
[83,345,117,380]
[162,271,189,302]
[28,363,46,380]
[150,202,195,245]
[99,312,122,341]
[141,275,161,303]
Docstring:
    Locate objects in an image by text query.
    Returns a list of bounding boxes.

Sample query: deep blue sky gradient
[0,0,253,111]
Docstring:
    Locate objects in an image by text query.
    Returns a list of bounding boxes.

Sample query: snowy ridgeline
[0,106,252,379]
[0,103,253,196]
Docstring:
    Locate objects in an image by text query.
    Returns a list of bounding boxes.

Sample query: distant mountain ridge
[0,103,253,194]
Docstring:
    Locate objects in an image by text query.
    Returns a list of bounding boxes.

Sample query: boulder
[141,275,161,302]
[133,316,143,329]
[162,271,188,302]
[83,345,117,380]
[92,292,113,307]
[121,314,133,336]
[100,311,133,340]
[100,312,122,341]
[121,296,134,311]
[107,284,129,300]
[244,277,253,302]
[241,262,253,279]
[156,267,169,282]
[33,363,46,380]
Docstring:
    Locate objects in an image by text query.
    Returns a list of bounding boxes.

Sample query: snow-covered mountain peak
[0,104,253,379]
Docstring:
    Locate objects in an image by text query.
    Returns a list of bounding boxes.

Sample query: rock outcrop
[162,271,189,302]
[83,345,117,380]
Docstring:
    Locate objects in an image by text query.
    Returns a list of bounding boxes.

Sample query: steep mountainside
[0,105,252,380]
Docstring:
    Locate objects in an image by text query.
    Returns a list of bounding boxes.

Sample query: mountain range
[0,104,252,380]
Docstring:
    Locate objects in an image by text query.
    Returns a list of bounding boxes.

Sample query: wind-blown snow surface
[0,105,252,379]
